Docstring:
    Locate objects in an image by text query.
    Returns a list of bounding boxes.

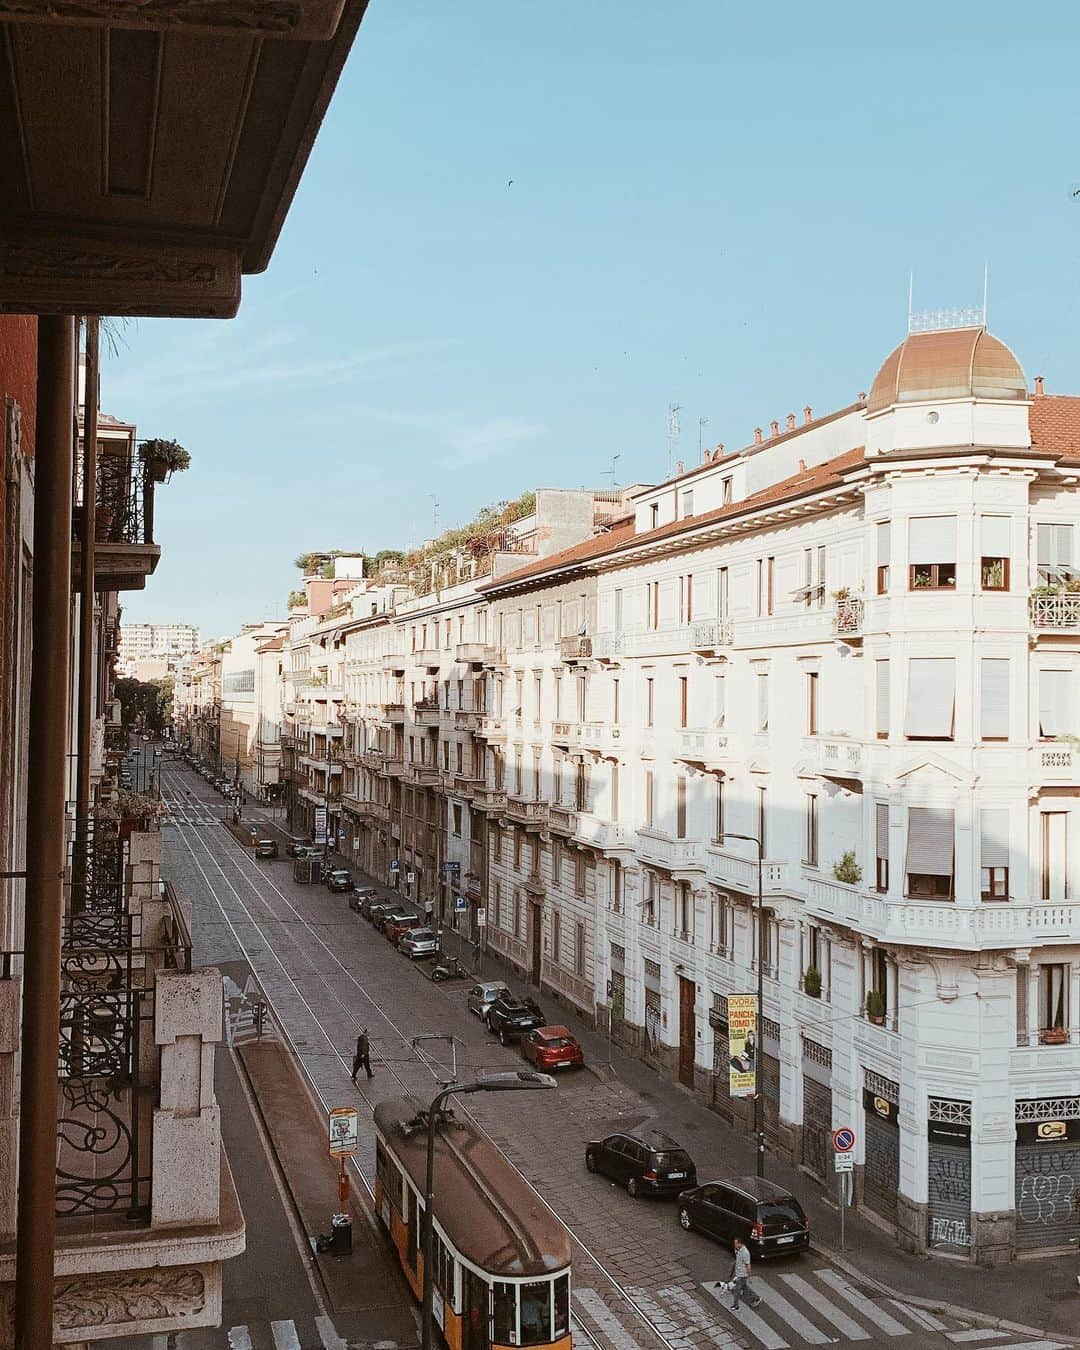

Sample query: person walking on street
[728,1237,762,1311]
[351,1027,373,1082]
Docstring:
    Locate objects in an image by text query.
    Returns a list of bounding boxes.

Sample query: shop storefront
[761,1017,781,1144]
[927,1099,971,1254]
[801,1038,833,1182]
[1015,1098,1080,1252]
[709,994,733,1120]
[863,1072,900,1225]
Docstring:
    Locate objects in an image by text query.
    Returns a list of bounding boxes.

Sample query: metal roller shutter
[762,1052,780,1141]
[802,1078,831,1181]
[863,1089,899,1225]
[710,1001,733,1119]
[1015,1133,1080,1251]
[927,1115,971,1253]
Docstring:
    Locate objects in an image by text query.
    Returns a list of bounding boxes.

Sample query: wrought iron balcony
[72,448,161,592]
[1030,592,1080,631]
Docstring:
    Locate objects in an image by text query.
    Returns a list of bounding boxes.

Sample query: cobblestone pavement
[160,761,1062,1350]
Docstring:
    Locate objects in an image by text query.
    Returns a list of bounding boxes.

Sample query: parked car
[348,885,378,914]
[585,1129,697,1199]
[521,1025,584,1071]
[466,981,512,1021]
[374,906,415,934]
[398,927,440,958]
[677,1176,809,1257]
[384,912,424,944]
[284,836,309,857]
[487,994,546,1044]
[368,901,398,928]
[254,838,278,859]
[325,868,353,893]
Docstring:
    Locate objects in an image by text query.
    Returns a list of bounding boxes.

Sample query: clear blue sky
[112,0,1080,638]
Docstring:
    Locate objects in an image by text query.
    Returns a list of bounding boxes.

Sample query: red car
[520,1025,584,1071]
[384,913,424,945]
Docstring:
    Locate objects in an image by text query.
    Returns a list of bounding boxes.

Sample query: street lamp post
[420,1070,555,1350]
[719,830,766,1179]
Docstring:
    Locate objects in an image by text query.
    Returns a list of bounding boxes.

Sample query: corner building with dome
[335,318,1080,1265]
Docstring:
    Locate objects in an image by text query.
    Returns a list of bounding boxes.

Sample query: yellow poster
[728,993,757,1099]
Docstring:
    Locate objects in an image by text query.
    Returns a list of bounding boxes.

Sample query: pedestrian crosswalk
[569,1271,1066,1350]
[177,1317,409,1350]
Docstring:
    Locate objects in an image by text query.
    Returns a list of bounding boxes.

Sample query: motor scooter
[431,953,469,982]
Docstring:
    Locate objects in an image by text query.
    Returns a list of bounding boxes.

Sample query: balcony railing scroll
[1030,593,1080,630]
[834,597,864,637]
[75,443,156,546]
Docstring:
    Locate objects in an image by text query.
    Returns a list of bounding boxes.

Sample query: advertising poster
[728,993,757,1099]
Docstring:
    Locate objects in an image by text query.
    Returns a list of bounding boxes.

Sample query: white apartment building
[274,323,1080,1265]
[117,620,199,676]
[219,622,287,793]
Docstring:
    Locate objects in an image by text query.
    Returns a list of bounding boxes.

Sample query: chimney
[1035,375,1045,397]
[803,405,813,424]
[754,427,763,445]
[798,458,807,472]
[715,441,725,460]
[770,420,780,438]
[786,413,796,431]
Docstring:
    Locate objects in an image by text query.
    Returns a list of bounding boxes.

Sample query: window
[645,676,655,728]
[513,828,522,870]
[533,673,542,720]
[980,658,1009,740]
[552,839,562,886]
[552,909,561,964]
[805,794,818,866]
[1041,811,1068,900]
[766,556,775,615]
[553,672,562,718]
[905,806,954,898]
[676,777,687,838]
[980,808,1009,900]
[514,888,522,938]
[492,823,502,862]
[576,675,587,722]
[452,804,462,836]
[1037,523,1074,583]
[908,516,957,589]
[875,660,889,739]
[876,520,891,594]
[611,860,623,913]
[493,880,502,928]
[682,489,694,518]
[613,588,623,630]
[575,922,585,976]
[1039,963,1070,1039]
[710,889,732,955]
[869,948,890,1019]
[905,657,955,740]
[757,786,767,856]
[678,674,689,728]
[642,871,658,927]
[1038,670,1072,738]
[717,566,729,619]
[575,853,586,897]
[676,882,694,940]
[644,769,655,828]
[610,762,620,821]
[722,476,733,505]
[650,502,659,530]
[980,516,1010,591]
[756,672,769,731]
[875,803,889,892]
[532,748,542,800]
[678,573,693,623]
[612,677,620,724]
[648,581,660,630]
[714,777,725,841]
[806,671,819,736]
[574,760,588,811]
[714,671,726,727]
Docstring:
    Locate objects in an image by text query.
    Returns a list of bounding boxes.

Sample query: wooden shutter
[1038,670,1071,738]
[905,658,955,738]
[875,660,890,736]
[909,516,957,563]
[876,803,889,862]
[876,520,891,566]
[906,807,954,877]
[980,809,1009,870]
[980,659,1010,739]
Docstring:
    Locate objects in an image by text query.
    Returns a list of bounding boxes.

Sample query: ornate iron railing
[73,444,156,546]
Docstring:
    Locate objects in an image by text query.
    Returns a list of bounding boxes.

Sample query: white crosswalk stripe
[753,1280,832,1344]
[946,1334,1011,1345]
[270,1322,301,1350]
[656,1287,744,1348]
[890,1300,946,1331]
[777,1273,870,1341]
[227,1329,253,1350]
[701,1279,789,1349]
[573,1288,644,1350]
[815,1269,910,1337]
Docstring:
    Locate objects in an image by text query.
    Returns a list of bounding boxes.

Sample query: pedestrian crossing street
[177,1299,1067,1350]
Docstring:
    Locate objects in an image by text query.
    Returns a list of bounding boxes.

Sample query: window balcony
[559,635,594,663]
[834,596,864,639]
[802,735,864,781]
[381,702,406,723]
[705,845,788,895]
[478,715,506,743]
[473,784,508,812]
[455,641,491,665]
[690,619,734,653]
[412,698,441,727]
[454,708,485,731]
[502,797,548,829]
[676,728,737,769]
[548,804,579,834]
[382,652,407,675]
[1030,592,1080,631]
[589,632,623,663]
[72,449,161,593]
[414,647,442,670]
[636,829,705,874]
[573,813,630,853]
[403,762,440,787]
[1032,744,1080,785]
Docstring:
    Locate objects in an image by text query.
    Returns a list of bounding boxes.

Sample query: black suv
[677,1176,809,1258]
[585,1129,697,1198]
[486,995,545,1044]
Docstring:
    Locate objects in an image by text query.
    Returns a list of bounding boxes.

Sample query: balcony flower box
[139,437,190,483]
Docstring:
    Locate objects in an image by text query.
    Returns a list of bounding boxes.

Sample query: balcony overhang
[0,2,369,317]
[72,539,161,591]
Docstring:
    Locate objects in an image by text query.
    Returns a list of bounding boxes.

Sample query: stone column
[970,959,1017,1266]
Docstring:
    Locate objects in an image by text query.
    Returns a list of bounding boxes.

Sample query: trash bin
[330,1211,352,1254]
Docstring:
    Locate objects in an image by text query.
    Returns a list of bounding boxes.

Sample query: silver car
[467,981,512,1021]
[398,927,439,959]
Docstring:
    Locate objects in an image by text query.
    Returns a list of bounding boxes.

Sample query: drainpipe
[72,317,99,914]
[15,314,76,1350]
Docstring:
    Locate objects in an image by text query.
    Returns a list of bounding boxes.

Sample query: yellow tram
[373,1098,572,1350]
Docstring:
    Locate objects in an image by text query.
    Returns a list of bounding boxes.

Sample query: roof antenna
[603,453,621,488]
[667,403,681,479]
[982,261,989,327]
[907,270,914,333]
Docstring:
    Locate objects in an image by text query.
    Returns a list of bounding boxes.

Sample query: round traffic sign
[833,1127,856,1153]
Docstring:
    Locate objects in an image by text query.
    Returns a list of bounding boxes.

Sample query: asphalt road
[154,750,1066,1350]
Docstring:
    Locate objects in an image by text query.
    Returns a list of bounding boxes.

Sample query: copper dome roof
[867,327,1027,414]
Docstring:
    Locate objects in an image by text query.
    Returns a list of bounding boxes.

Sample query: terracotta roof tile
[1030,394,1080,461]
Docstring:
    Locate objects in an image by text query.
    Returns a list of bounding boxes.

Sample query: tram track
[160,768,684,1350]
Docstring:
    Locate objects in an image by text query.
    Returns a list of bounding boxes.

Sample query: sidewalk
[234,1033,419,1346]
[433,909,1080,1343]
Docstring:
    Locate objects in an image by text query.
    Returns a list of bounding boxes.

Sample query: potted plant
[832,850,862,885]
[866,989,887,1025]
[138,437,190,483]
[95,504,113,537]
[803,966,822,999]
[1040,1024,1069,1045]
[832,587,850,601]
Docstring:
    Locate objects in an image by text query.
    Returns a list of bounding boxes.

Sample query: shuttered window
[714,672,726,728]
[756,673,769,731]
[875,803,889,892]
[906,807,954,898]
[905,658,955,739]
[875,660,890,738]
[980,516,1010,591]
[1039,670,1072,738]
[980,808,1009,899]
[876,521,891,594]
[909,516,957,590]
[1041,812,1068,901]
[1037,523,1073,579]
[980,659,1010,739]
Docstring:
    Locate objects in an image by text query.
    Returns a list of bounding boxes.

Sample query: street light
[421,1070,556,1350]
[719,830,766,1179]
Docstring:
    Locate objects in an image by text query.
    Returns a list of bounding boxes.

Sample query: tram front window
[519,1282,552,1345]
[492,1282,515,1345]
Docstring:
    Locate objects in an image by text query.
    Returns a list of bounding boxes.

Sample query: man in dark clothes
[351,1027,373,1082]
